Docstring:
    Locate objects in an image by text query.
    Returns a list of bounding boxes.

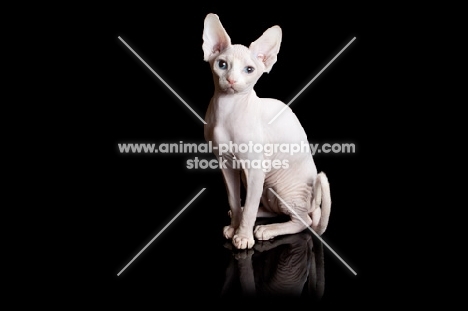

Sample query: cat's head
[202,13,282,94]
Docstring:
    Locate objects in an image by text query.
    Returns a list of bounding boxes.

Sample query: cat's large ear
[202,13,231,62]
[249,26,282,73]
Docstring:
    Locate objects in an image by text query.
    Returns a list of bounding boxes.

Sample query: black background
[69,2,417,307]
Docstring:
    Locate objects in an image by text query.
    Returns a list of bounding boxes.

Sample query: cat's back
[259,97,302,127]
[257,96,309,146]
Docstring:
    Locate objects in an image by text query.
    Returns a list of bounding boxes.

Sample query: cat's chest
[210,124,260,145]
[205,94,265,147]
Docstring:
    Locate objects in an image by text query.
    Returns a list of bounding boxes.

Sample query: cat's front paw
[232,234,255,249]
[223,225,236,239]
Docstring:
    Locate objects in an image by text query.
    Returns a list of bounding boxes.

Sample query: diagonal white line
[268,188,357,275]
[117,188,206,276]
[118,36,207,125]
[268,37,356,124]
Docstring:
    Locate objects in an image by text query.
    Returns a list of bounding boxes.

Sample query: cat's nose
[227,77,237,85]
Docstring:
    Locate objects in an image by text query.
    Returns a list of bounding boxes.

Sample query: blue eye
[218,60,227,70]
[244,66,255,74]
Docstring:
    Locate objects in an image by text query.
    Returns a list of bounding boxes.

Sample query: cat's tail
[310,172,331,235]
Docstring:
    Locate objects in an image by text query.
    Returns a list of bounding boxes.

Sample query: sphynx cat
[203,13,331,249]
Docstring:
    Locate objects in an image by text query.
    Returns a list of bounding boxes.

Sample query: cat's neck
[209,90,260,122]
[212,89,258,108]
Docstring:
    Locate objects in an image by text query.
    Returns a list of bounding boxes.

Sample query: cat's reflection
[221,227,325,298]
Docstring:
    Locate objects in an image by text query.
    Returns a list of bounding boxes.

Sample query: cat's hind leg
[256,205,278,218]
[254,211,311,240]
[254,185,312,240]
[228,205,278,219]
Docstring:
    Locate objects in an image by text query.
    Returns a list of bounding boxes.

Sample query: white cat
[203,13,331,249]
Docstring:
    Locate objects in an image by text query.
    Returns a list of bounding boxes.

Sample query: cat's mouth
[223,84,237,94]
[225,86,236,94]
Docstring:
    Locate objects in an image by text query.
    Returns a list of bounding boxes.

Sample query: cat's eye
[244,66,255,74]
[218,60,227,70]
